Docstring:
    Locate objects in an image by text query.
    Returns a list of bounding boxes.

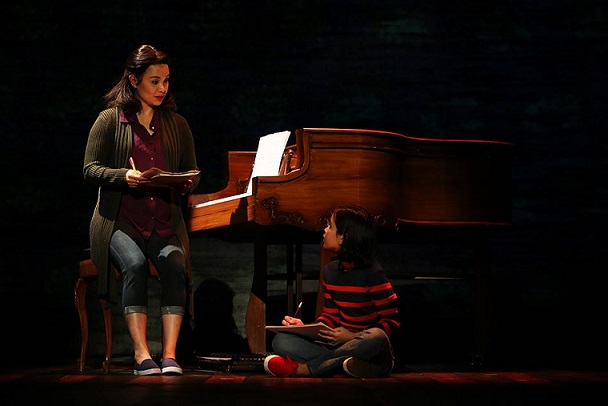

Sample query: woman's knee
[156,247,187,278]
[120,260,150,283]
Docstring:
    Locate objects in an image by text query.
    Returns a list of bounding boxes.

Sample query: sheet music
[246,130,291,192]
[193,130,291,208]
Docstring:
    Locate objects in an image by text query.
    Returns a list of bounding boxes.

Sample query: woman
[83,44,200,376]
[264,205,401,378]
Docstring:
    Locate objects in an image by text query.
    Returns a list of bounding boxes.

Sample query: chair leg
[100,299,113,374]
[74,277,88,372]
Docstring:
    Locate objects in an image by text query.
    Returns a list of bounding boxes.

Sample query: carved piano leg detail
[262,197,305,227]
[246,234,268,354]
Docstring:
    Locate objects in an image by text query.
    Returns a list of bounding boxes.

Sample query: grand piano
[188,128,512,360]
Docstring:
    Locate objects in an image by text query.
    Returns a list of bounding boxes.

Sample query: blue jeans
[271,327,394,377]
[109,222,187,316]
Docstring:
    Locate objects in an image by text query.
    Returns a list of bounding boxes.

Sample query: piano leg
[472,234,492,368]
[315,245,333,318]
[245,234,268,354]
[244,235,316,354]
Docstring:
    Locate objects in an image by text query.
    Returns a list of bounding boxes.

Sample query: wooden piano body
[188,128,513,357]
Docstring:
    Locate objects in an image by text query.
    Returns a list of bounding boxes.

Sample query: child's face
[322,215,343,252]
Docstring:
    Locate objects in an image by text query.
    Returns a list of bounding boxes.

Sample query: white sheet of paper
[246,130,291,192]
[193,130,291,208]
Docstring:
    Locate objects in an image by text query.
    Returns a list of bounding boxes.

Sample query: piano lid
[188,128,513,235]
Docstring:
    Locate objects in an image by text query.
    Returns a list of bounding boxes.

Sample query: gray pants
[271,327,394,377]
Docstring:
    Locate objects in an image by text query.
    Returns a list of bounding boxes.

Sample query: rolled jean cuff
[161,306,185,316]
[123,305,147,316]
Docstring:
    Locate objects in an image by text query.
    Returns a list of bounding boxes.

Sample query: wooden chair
[75,241,327,371]
[74,257,159,373]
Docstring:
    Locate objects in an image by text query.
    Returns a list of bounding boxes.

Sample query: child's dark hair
[333,205,378,268]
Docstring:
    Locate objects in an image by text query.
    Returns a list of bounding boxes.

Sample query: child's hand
[318,326,357,346]
[282,316,303,326]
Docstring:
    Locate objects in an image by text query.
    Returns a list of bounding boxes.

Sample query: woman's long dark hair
[333,205,378,268]
[103,44,177,114]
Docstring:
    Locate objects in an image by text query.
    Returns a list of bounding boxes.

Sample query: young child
[264,205,401,378]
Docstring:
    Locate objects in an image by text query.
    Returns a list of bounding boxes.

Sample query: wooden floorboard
[1,359,607,405]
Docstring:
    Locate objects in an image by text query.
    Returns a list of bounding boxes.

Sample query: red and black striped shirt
[316,260,401,339]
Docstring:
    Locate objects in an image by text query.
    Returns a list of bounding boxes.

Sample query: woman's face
[130,64,170,108]
[322,215,343,252]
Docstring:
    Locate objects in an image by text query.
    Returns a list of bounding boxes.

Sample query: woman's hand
[172,179,193,195]
[126,169,150,188]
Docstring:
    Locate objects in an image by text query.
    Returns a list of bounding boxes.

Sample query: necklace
[136,111,155,133]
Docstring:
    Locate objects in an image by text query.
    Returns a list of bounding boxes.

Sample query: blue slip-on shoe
[134,358,161,376]
[161,358,183,375]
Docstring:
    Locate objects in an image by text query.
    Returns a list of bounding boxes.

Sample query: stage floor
[2,358,607,405]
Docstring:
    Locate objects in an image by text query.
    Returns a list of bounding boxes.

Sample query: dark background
[1,1,606,369]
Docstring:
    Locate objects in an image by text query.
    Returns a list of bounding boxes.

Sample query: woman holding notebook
[83,44,200,376]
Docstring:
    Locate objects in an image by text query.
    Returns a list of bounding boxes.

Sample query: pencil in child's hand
[293,301,303,318]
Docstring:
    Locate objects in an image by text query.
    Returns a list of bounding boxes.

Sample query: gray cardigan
[83,107,200,316]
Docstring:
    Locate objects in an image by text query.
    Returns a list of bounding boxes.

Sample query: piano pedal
[195,352,270,373]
